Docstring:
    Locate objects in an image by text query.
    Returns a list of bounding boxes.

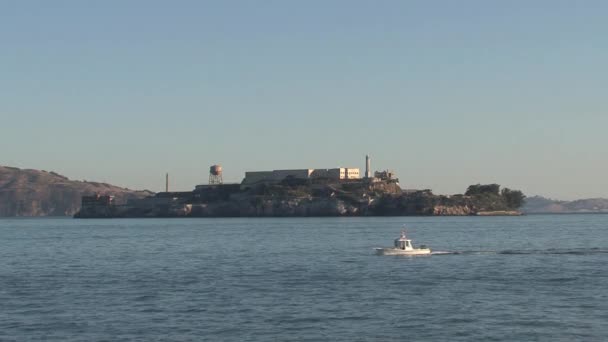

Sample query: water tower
[209,164,223,185]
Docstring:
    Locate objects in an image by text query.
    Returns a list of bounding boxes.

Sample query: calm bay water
[1,215,607,341]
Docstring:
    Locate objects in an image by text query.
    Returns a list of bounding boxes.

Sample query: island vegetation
[372,183,525,216]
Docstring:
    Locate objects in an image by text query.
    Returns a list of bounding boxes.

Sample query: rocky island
[75,178,525,218]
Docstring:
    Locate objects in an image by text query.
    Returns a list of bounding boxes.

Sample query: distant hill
[0,166,153,217]
[522,196,608,214]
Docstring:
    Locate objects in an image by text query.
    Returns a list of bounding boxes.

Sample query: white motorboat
[375,229,431,256]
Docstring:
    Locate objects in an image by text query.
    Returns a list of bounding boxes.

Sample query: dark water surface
[1,215,607,341]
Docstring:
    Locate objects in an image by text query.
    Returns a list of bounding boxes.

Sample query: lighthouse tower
[365,155,372,178]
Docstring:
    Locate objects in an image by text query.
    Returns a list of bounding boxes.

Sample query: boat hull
[375,248,432,256]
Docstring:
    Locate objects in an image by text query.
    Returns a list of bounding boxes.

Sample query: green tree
[465,184,500,196]
[500,188,526,209]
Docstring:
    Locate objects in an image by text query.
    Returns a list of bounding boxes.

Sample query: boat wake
[430,251,458,255]
[498,248,608,255]
[431,248,608,256]
[429,250,496,256]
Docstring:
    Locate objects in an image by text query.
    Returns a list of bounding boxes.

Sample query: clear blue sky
[1,1,607,200]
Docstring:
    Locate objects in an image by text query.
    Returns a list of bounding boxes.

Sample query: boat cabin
[394,231,414,250]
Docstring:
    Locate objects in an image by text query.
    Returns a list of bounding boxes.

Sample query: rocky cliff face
[432,205,474,216]
[0,166,153,216]
[188,197,361,217]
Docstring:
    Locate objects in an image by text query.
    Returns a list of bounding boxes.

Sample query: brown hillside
[0,166,153,217]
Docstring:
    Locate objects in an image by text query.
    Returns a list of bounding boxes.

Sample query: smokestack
[165,173,169,193]
[365,155,371,178]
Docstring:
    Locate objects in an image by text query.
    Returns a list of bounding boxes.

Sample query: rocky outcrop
[0,166,153,216]
[476,210,522,216]
[432,205,474,216]
[188,197,360,217]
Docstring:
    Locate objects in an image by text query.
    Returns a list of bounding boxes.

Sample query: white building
[242,167,360,186]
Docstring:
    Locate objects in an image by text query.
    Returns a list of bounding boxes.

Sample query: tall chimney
[165,173,169,193]
[365,155,371,178]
